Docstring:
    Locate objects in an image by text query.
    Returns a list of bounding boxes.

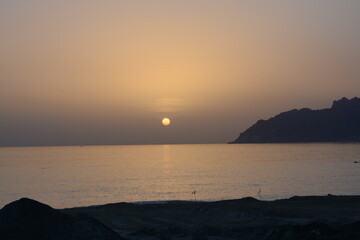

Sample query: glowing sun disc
[162,118,171,126]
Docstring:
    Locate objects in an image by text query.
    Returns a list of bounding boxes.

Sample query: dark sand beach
[2,195,360,240]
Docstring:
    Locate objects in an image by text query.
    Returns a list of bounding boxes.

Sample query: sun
[162,118,171,126]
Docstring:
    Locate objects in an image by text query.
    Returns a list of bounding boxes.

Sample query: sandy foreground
[61,195,360,240]
[1,195,360,239]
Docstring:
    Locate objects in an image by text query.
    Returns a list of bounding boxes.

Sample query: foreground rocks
[65,195,360,240]
[0,198,124,240]
[1,195,360,240]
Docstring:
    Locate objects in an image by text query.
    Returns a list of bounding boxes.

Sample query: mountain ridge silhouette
[230,97,360,143]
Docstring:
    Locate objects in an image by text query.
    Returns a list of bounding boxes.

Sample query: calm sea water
[0,144,359,208]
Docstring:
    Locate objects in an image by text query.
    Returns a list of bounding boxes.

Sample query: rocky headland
[231,97,360,143]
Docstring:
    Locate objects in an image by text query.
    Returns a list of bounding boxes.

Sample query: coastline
[2,195,360,240]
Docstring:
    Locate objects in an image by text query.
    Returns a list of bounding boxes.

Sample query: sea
[0,143,359,208]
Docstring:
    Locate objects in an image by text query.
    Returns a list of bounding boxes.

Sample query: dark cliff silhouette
[230,97,360,143]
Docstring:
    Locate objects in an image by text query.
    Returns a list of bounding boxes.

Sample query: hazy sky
[1,0,360,146]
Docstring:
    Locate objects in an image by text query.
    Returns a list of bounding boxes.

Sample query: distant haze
[1,1,360,146]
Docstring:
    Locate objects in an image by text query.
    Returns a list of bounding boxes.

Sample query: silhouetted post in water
[257,187,262,200]
[192,190,197,207]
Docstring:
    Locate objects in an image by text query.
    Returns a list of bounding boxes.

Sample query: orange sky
[1,1,360,146]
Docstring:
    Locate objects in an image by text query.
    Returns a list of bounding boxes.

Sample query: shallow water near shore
[0,143,359,208]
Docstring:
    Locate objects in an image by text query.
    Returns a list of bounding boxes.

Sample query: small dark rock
[0,198,125,240]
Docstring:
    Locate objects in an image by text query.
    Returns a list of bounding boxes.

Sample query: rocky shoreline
[1,195,360,240]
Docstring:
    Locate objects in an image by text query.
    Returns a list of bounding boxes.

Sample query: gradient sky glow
[1,0,360,146]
